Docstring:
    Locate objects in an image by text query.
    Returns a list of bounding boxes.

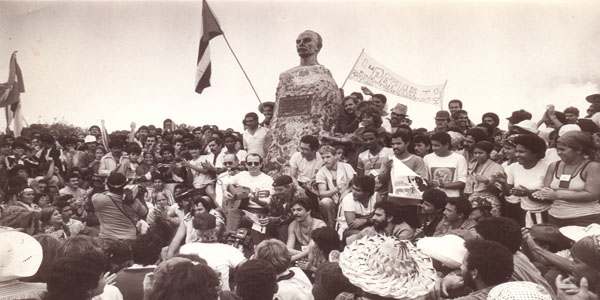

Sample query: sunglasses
[247,162,261,166]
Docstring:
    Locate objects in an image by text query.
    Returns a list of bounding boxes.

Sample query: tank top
[549,160,600,218]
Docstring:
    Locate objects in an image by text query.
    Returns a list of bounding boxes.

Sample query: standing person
[413,134,432,157]
[537,131,600,226]
[465,141,504,215]
[258,101,275,127]
[424,132,468,200]
[59,172,87,205]
[498,134,550,227]
[91,173,148,241]
[286,199,327,262]
[356,127,393,200]
[315,145,355,228]
[481,112,505,145]
[98,139,128,177]
[431,110,451,134]
[242,112,269,158]
[222,133,247,166]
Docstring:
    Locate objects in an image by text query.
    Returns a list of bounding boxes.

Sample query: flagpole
[341,48,364,90]
[440,80,448,111]
[205,1,262,104]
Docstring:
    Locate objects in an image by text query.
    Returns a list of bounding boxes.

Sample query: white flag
[348,51,446,105]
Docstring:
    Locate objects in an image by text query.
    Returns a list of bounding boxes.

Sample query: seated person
[346,200,415,245]
[433,196,476,237]
[286,199,326,262]
[336,175,377,242]
[416,189,448,238]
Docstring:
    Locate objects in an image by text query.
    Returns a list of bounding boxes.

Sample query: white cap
[84,135,97,143]
[514,120,539,134]
[416,234,467,269]
[0,229,43,282]
[558,124,581,137]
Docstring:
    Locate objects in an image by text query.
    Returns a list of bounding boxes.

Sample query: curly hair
[475,217,522,254]
[360,106,383,128]
[464,239,514,286]
[150,261,220,300]
[234,259,278,300]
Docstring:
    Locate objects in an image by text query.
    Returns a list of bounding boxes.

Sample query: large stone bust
[265,30,342,173]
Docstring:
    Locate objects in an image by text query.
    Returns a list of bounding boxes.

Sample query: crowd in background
[2,88,600,300]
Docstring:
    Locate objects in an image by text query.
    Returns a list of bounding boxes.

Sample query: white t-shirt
[230,171,274,208]
[357,147,394,177]
[423,152,468,198]
[289,152,323,183]
[315,162,356,201]
[190,153,223,188]
[336,193,376,237]
[243,126,269,158]
[179,242,246,291]
[506,159,551,212]
[275,267,314,300]
[215,171,236,208]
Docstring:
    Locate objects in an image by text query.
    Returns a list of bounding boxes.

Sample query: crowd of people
[1,88,600,300]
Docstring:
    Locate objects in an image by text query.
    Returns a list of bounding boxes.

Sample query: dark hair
[360,107,383,128]
[207,137,223,147]
[374,200,400,223]
[512,134,547,160]
[27,234,63,283]
[466,127,488,143]
[235,259,278,300]
[150,261,220,300]
[422,189,448,210]
[482,112,500,128]
[350,92,364,101]
[343,95,358,105]
[351,175,376,196]
[413,134,431,146]
[59,235,105,259]
[372,94,387,104]
[290,198,312,212]
[244,112,259,122]
[108,139,123,149]
[473,141,495,155]
[300,135,320,151]
[311,227,340,258]
[192,212,217,231]
[188,141,202,150]
[99,238,133,272]
[46,253,109,300]
[447,197,472,218]
[390,129,412,144]
[126,143,142,155]
[464,239,514,286]
[430,132,452,146]
[160,145,175,155]
[448,99,463,108]
[65,171,80,181]
[132,234,164,266]
[475,217,522,254]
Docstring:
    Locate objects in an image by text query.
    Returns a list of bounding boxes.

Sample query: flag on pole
[195,0,223,94]
[348,51,446,106]
[0,51,25,136]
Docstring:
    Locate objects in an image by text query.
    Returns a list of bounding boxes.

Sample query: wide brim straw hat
[559,224,600,242]
[0,229,43,282]
[339,235,437,299]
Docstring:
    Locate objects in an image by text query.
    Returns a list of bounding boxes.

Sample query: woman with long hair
[40,206,70,240]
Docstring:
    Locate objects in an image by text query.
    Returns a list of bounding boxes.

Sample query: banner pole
[439,80,448,111]
[341,48,364,90]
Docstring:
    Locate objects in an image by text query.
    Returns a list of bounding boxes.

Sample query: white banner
[348,51,446,105]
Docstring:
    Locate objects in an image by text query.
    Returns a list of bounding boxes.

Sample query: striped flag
[195,0,223,94]
[0,51,25,136]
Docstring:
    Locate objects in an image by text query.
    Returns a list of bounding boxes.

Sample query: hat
[416,234,466,269]
[513,120,539,134]
[559,224,600,242]
[84,135,97,143]
[339,235,436,299]
[558,124,581,137]
[586,94,600,104]
[272,175,293,187]
[435,110,450,120]
[106,172,127,188]
[258,101,275,113]
[507,110,532,124]
[570,235,600,272]
[391,103,408,116]
[0,229,43,282]
[488,281,552,300]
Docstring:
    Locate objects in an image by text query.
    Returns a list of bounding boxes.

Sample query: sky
[1,0,600,133]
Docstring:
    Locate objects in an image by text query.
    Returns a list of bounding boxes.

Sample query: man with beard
[431,239,514,299]
[346,200,414,244]
[286,198,326,262]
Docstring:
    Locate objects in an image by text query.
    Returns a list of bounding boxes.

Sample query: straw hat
[0,229,43,282]
[416,234,466,269]
[488,281,552,300]
[339,235,437,299]
[559,224,600,242]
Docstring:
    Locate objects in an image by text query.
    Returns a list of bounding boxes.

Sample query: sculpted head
[296,30,322,59]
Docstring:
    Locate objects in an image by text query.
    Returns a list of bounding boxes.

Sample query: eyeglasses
[247,162,261,166]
